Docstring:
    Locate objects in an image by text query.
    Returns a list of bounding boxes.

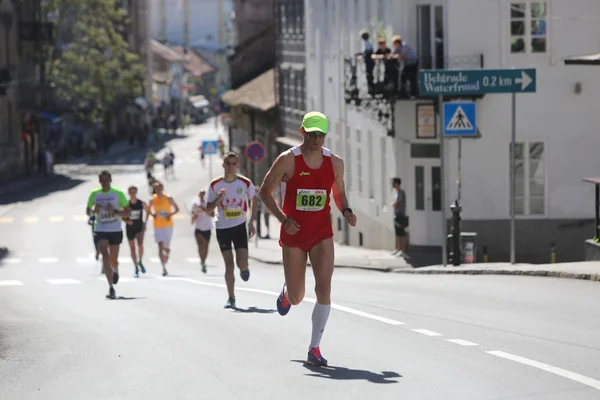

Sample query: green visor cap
[301,111,328,134]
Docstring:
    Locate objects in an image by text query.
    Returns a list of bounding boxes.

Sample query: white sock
[309,303,331,350]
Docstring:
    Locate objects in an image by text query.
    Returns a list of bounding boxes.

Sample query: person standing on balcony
[372,38,398,94]
[356,29,374,94]
[389,35,420,97]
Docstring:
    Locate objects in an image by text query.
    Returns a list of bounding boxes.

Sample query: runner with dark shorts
[124,186,149,278]
[205,152,257,309]
[86,170,130,299]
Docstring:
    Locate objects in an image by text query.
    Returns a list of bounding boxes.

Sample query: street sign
[443,102,477,136]
[245,141,266,163]
[202,140,218,155]
[419,68,536,96]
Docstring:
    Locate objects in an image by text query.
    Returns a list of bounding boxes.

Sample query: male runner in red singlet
[259,111,357,367]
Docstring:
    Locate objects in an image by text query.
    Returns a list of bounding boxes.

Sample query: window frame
[508,1,549,55]
[510,141,547,217]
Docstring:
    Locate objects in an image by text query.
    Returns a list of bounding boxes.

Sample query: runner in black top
[124,186,150,277]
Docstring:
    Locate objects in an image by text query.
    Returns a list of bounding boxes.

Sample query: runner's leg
[136,231,145,265]
[222,250,235,298]
[281,246,308,305]
[307,238,334,361]
[98,239,111,285]
[108,242,120,285]
[195,232,208,266]
[128,239,138,267]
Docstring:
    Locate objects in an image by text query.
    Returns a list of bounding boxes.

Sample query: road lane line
[149,257,160,263]
[38,258,58,263]
[186,257,200,263]
[0,280,24,286]
[0,217,14,223]
[24,217,38,223]
[447,339,479,346]
[487,350,600,391]
[49,216,64,222]
[2,258,22,264]
[74,215,89,221]
[46,279,82,284]
[180,278,405,325]
[412,329,443,337]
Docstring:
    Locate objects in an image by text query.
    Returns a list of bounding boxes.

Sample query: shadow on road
[0,174,86,205]
[232,306,277,314]
[84,133,190,167]
[108,296,147,301]
[291,360,401,383]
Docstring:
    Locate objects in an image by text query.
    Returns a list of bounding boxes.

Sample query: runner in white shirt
[191,190,214,273]
[206,151,257,309]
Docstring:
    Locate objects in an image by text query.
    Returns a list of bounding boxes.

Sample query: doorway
[410,161,443,246]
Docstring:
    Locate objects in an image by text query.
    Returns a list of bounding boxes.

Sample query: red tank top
[279,146,335,244]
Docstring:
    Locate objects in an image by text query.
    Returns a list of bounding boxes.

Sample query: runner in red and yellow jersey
[259,111,357,366]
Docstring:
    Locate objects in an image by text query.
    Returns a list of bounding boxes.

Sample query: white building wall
[443,0,600,221]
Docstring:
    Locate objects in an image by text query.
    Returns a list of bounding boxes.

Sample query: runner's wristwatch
[342,208,353,216]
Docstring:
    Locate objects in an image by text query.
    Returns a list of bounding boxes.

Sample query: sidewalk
[248,215,411,272]
[395,261,600,282]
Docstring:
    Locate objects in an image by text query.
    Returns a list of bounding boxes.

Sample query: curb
[394,268,600,282]
[248,255,403,273]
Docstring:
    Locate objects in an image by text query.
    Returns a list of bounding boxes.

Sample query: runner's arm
[331,155,350,214]
[205,185,220,213]
[248,185,257,223]
[259,153,290,223]
[146,199,155,219]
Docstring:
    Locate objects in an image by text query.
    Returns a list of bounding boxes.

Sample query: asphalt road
[1,121,599,399]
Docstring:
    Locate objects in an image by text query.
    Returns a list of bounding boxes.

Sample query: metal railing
[344,53,484,100]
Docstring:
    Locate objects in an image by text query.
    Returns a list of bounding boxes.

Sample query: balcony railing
[18,22,54,43]
[344,53,484,101]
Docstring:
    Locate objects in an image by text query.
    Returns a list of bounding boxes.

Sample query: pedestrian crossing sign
[443,102,476,136]
[202,140,219,155]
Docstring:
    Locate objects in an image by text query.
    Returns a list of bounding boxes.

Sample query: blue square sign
[202,140,219,155]
[443,102,477,136]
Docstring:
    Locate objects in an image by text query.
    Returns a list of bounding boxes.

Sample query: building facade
[306,0,600,263]
[275,0,306,149]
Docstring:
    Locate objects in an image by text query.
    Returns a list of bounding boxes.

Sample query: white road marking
[46,279,81,285]
[38,258,59,263]
[487,350,600,391]
[76,257,96,263]
[0,280,24,286]
[118,257,131,263]
[186,257,200,263]
[447,339,479,346]
[24,217,38,223]
[149,257,160,263]
[181,278,405,325]
[0,217,14,223]
[2,258,22,264]
[412,329,443,337]
[49,216,64,222]
[74,215,89,221]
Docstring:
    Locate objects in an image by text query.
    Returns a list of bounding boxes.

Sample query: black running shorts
[216,223,248,252]
[95,231,124,245]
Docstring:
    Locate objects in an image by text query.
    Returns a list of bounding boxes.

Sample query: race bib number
[130,210,141,220]
[296,189,327,212]
[158,210,169,218]
[99,211,117,223]
[224,208,243,219]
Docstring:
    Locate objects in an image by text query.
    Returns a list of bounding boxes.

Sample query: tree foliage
[44,0,145,124]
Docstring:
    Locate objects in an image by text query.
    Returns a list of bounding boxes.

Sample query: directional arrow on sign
[515,71,533,91]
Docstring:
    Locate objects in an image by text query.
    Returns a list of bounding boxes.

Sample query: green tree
[44,0,145,125]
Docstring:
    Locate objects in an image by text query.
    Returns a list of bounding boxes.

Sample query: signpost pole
[510,93,516,265]
[439,95,447,267]
[209,154,213,181]
[458,135,462,203]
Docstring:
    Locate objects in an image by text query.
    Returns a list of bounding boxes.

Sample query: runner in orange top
[259,111,357,366]
[148,181,180,276]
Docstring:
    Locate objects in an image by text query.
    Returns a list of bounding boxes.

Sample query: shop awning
[564,52,600,66]
[221,69,276,111]
[275,135,302,148]
[35,111,61,124]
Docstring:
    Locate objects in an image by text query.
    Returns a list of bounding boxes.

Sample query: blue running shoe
[307,347,328,367]
[138,262,146,274]
[240,269,250,282]
[276,284,291,316]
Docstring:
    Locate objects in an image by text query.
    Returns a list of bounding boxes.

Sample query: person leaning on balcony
[355,29,375,94]
[371,38,398,93]
[388,35,420,97]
